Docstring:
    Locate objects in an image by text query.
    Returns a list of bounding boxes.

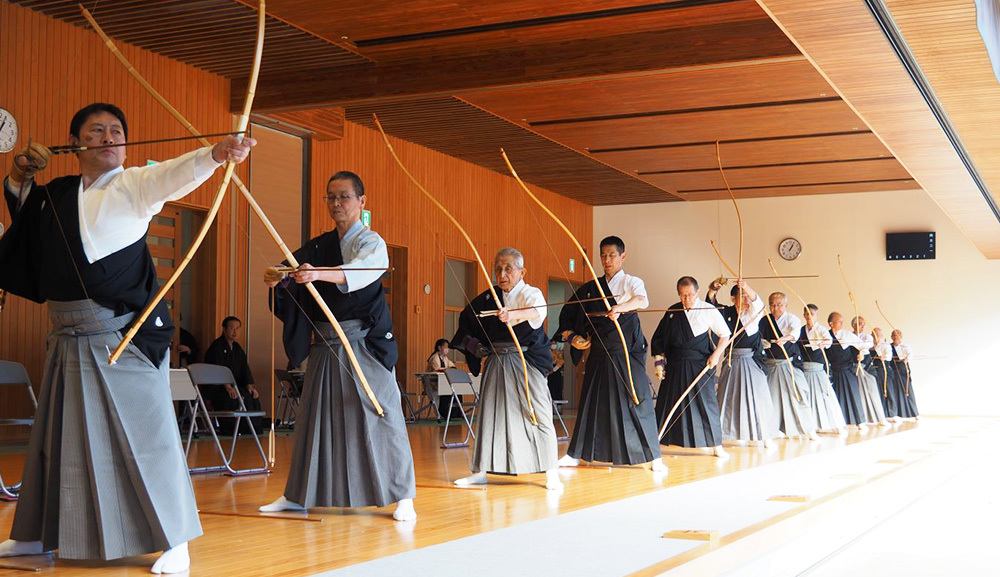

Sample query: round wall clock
[0,107,18,153]
[779,237,802,261]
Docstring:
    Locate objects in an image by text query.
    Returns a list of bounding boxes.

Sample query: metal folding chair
[441,368,480,448]
[183,364,270,476]
[273,369,300,429]
[0,361,37,501]
[399,380,433,423]
[553,400,570,441]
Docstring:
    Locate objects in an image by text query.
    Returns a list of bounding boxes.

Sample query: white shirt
[894,343,913,360]
[831,328,862,350]
[854,331,874,358]
[802,323,832,350]
[774,311,803,339]
[5,146,221,263]
[874,341,894,361]
[335,220,390,293]
[685,297,731,339]
[732,294,765,337]
[605,269,647,308]
[502,279,546,329]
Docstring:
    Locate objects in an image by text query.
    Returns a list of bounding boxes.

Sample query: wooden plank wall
[0,2,247,430]
[311,121,593,392]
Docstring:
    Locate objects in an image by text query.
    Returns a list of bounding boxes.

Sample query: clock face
[0,108,18,154]
[779,238,802,261]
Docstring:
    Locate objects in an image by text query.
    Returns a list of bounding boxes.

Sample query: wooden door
[384,245,408,388]
[148,207,183,365]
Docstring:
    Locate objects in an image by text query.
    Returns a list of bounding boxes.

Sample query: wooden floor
[0,416,921,576]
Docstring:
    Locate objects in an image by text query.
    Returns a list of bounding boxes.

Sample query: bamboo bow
[501,150,639,405]
[105,3,264,366]
[375,117,536,424]
[876,299,910,396]
[717,142,744,369]
[81,3,385,418]
[836,255,865,378]
[712,142,796,398]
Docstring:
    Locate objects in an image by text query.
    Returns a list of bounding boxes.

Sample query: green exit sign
[361,209,372,227]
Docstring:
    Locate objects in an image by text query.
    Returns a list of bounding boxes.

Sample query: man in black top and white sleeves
[0,103,254,574]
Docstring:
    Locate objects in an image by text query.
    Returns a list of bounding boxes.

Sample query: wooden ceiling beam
[235,17,799,112]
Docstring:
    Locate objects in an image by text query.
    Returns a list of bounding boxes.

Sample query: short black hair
[827,312,839,323]
[806,303,819,313]
[599,236,625,254]
[730,285,741,297]
[434,338,450,351]
[70,103,128,140]
[327,171,365,196]
[222,316,241,330]
[677,276,699,291]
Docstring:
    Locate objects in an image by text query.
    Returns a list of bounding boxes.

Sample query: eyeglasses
[323,194,359,204]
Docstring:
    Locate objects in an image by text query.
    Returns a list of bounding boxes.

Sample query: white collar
[503,279,526,299]
[81,165,124,192]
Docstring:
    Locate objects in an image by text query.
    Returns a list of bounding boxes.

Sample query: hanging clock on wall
[779,237,802,261]
[0,107,18,153]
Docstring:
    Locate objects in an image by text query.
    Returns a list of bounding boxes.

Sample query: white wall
[594,189,1000,416]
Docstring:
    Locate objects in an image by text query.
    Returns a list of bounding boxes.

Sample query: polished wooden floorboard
[0,418,919,576]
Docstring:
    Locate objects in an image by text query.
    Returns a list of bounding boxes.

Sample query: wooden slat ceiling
[8,0,369,77]
[758,0,1000,257]
[882,0,1000,227]
[14,0,922,205]
[345,98,677,205]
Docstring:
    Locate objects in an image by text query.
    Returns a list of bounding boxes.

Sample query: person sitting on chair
[204,316,261,431]
[427,338,456,372]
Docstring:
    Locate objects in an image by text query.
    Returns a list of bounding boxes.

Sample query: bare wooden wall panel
[245,125,303,416]
[0,2,244,429]
[311,121,593,393]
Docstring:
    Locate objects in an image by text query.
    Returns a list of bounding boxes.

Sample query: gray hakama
[11,300,201,560]
[717,349,777,441]
[856,363,888,424]
[472,346,558,475]
[763,359,816,437]
[800,362,847,431]
[283,320,415,508]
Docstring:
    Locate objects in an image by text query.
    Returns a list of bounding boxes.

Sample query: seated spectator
[204,316,261,433]
[426,338,456,372]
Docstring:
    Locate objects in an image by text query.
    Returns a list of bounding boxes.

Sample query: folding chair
[399,380,433,423]
[183,364,270,476]
[0,361,37,501]
[552,400,570,441]
[441,368,480,449]
[273,369,300,429]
